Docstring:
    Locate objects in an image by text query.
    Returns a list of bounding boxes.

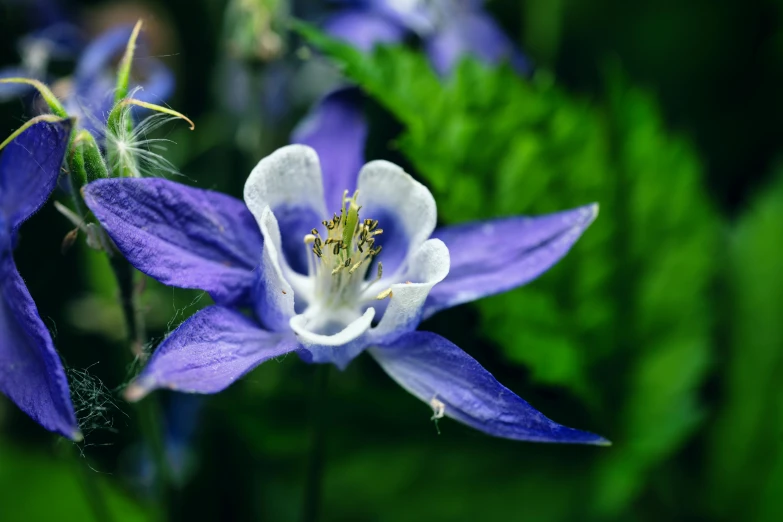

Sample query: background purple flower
[324,0,531,75]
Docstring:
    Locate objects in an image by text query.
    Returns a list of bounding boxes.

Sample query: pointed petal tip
[561,428,610,446]
[70,430,84,442]
[577,202,600,228]
[589,202,600,220]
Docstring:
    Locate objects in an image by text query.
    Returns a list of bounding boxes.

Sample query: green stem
[73,447,114,522]
[302,365,330,522]
[109,256,146,360]
[107,255,169,520]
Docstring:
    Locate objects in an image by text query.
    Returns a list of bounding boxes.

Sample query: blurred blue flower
[62,25,174,139]
[325,0,531,75]
[3,0,73,31]
[83,142,605,444]
[1,0,81,101]
[0,118,80,440]
[219,0,528,146]
[0,23,82,101]
[1,24,174,140]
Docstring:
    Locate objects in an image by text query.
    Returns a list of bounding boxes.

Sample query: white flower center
[294,190,389,335]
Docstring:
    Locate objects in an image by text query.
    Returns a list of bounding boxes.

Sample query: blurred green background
[1,0,782,521]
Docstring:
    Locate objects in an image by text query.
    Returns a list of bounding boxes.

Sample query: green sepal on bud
[105,98,194,178]
[0,78,68,118]
[106,98,195,137]
[72,130,109,182]
[60,131,111,253]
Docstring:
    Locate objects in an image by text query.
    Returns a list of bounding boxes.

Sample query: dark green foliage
[705,168,783,522]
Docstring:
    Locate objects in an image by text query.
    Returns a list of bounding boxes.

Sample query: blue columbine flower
[324,0,531,75]
[0,118,81,440]
[84,144,606,444]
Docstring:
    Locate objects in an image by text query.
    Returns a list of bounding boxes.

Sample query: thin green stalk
[302,365,330,522]
[107,255,170,520]
[109,257,146,359]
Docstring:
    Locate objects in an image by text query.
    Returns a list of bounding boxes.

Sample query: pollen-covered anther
[376,288,393,300]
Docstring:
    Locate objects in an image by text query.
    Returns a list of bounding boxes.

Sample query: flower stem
[109,256,146,359]
[302,365,330,522]
[107,256,170,520]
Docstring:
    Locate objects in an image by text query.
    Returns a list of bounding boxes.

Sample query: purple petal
[275,203,324,276]
[296,334,370,371]
[291,87,367,212]
[365,0,440,33]
[127,58,175,105]
[126,306,300,398]
[323,9,406,52]
[74,25,134,95]
[19,23,84,60]
[370,331,607,444]
[0,119,71,230]
[425,10,532,76]
[425,204,598,318]
[0,253,80,440]
[83,178,263,306]
[13,0,71,30]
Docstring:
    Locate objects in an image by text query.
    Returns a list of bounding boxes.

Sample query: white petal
[369,238,450,341]
[256,207,308,330]
[356,160,437,271]
[244,145,328,229]
[290,307,375,347]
